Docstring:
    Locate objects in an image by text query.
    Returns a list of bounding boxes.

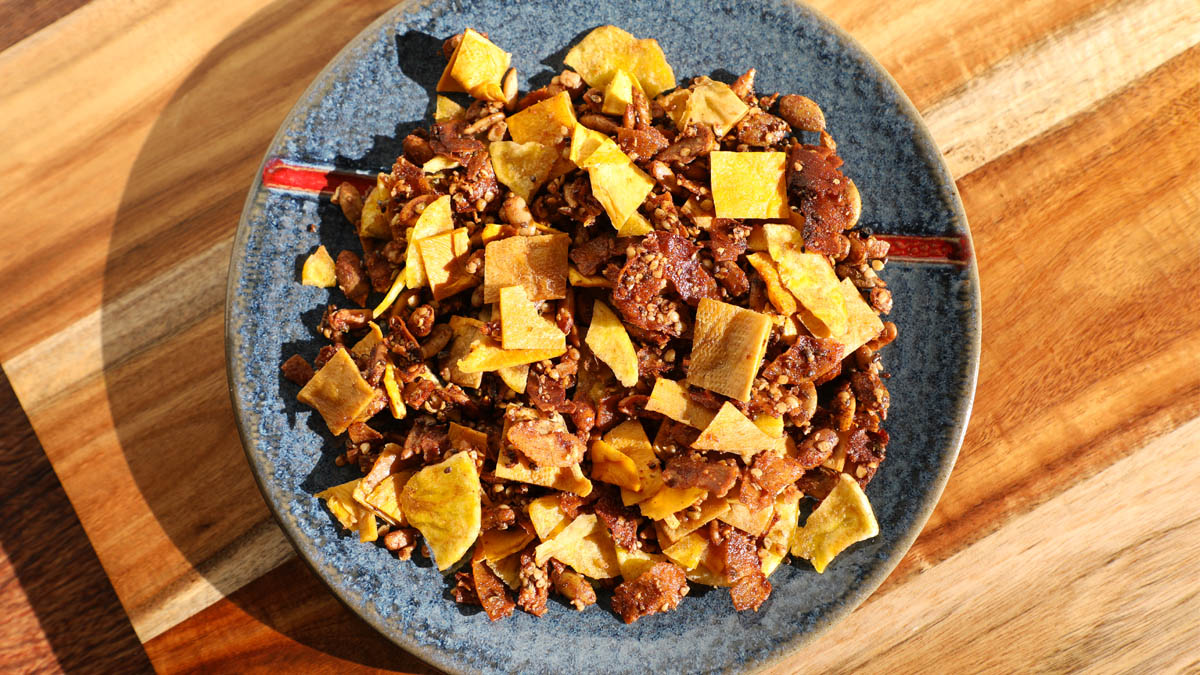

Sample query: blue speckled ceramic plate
[226,1,980,672]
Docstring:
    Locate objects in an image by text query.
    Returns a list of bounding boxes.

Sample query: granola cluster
[289,26,895,624]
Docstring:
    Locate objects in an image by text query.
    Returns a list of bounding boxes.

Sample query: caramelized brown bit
[517,543,550,617]
[762,335,843,383]
[593,491,640,550]
[749,450,804,496]
[506,418,586,467]
[717,526,771,611]
[550,560,597,611]
[786,144,854,255]
[334,250,369,306]
[664,454,739,497]
[611,562,689,623]
[280,354,314,386]
[795,428,839,469]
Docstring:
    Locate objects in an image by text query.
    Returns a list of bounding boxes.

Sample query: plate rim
[225,1,981,672]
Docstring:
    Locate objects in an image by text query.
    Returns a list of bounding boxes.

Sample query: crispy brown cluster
[295,27,896,624]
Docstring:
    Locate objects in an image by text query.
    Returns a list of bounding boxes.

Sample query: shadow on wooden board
[99,0,441,671]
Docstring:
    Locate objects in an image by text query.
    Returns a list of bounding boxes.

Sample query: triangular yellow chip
[405,195,453,288]
[563,25,675,98]
[507,91,578,146]
[678,77,749,137]
[589,160,655,230]
[790,474,878,573]
[399,451,482,571]
[644,378,718,429]
[301,245,337,287]
[489,141,560,201]
[763,223,848,336]
[437,28,510,101]
[533,513,620,578]
[585,301,639,387]
[456,336,566,373]
[693,402,779,460]
[499,285,566,350]
[589,438,641,492]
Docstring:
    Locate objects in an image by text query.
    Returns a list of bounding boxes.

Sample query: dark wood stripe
[0,0,91,52]
[0,369,152,673]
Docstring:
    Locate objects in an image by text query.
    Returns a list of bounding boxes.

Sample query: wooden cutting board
[1,0,1197,671]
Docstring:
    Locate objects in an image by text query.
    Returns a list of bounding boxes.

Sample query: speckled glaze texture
[226,1,981,673]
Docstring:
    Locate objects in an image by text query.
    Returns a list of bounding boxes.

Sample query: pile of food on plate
[283,25,897,623]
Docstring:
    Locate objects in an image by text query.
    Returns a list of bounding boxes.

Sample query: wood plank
[770,416,1200,674]
[144,558,438,675]
[893,44,1200,584]
[3,0,1198,659]
[0,0,90,52]
[0,370,152,673]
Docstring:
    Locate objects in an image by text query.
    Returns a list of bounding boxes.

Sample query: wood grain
[0,0,1198,671]
[0,370,152,674]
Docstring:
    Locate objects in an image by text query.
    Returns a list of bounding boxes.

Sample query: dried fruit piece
[710,151,788,219]
[499,285,566,351]
[400,451,482,570]
[687,298,772,402]
[763,223,847,336]
[301,245,337,287]
[489,140,560,201]
[297,348,377,435]
[790,473,879,573]
[644,378,718,429]
[437,28,511,101]
[507,91,578,146]
[317,479,379,543]
[677,78,750,137]
[534,513,620,579]
[483,234,569,302]
[585,301,639,387]
[563,25,675,98]
[589,438,641,492]
[693,402,780,460]
[406,195,454,288]
[371,266,407,317]
[382,364,407,419]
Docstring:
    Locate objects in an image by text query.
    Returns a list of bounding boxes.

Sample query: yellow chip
[488,553,523,590]
[528,494,571,540]
[483,233,569,302]
[615,546,666,581]
[533,513,620,579]
[382,364,407,419]
[349,321,385,360]
[790,474,878,573]
[497,363,530,393]
[445,316,485,389]
[585,301,639,387]
[693,402,780,460]
[710,151,788,219]
[658,89,691,127]
[437,28,511,101]
[754,414,785,438]
[457,336,566,373]
[359,182,393,239]
[317,479,379,543]
[495,450,593,496]
[405,195,454,288]
[563,25,675,98]
[660,530,709,570]
[615,210,653,237]
[362,471,414,526]
[687,298,773,402]
[297,348,377,436]
[301,245,337,287]
[569,264,613,288]
[422,156,461,174]
[678,77,749,137]
[499,285,566,351]
[828,278,885,354]
[589,159,655,230]
[489,140,560,201]
[399,451,482,570]
[435,94,466,122]
[507,91,578,146]
[658,494,730,544]
[763,224,848,336]
[746,252,798,315]
[638,485,706,521]
[480,527,535,563]
[601,68,643,115]
[604,421,664,506]
[371,267,407,318]
[569,124,627,168]
[762,487,801,576]
[686,563,731,587]
[644,378,718,429]
[418,227,475,300]
[589,438,641,492]
[718,498,775,537]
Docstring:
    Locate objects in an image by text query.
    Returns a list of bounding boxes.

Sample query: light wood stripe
[923,0,1200,177]
[2,0,1197,650]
